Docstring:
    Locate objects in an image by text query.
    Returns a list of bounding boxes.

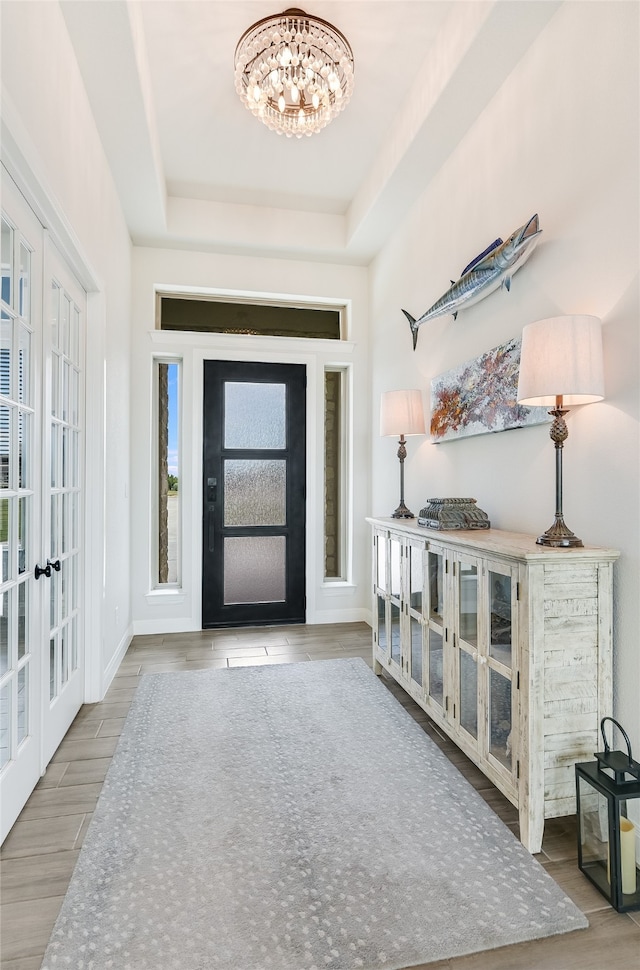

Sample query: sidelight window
[156,360,180,586]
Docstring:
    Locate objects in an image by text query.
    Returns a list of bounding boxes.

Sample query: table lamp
[380,389,425,518]
[517,315,604,547]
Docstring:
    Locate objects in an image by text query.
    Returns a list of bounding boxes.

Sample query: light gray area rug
[42,658,586,970]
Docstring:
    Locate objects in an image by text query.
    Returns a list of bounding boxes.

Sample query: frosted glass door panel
[224,382,286,449]
[223,460,286,526]
[223,536,286,604]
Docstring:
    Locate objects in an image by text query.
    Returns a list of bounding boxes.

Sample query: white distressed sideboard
[367,517,619,853]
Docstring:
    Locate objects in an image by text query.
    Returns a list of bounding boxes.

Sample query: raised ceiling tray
[417,497,490,530]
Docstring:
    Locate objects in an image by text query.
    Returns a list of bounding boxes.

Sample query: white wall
[370,3,639,752]
[1,1,133,696]
[130,246,370,632]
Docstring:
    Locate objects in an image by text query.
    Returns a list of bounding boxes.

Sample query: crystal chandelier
[234,7,354,138]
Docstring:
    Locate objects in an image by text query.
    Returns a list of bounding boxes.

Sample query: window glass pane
[61,624,68,685]
[71,615,78,671]
[1,317,11,397]
[50,494,58,559]
[223,536,285,604]
[224,459,286,526]
[51,351,60,418]
[61,293,70,357]
[160,297,340,338]
[18,324,30,405]
[62,359,69,423]
[324,370,341,578]
[50,568,57,631]
[1,218,12,307]
[0,589,9,676]
[17,664,27,745]
[71,306,80,365]
[0,405,11,488]
[158,361,179,585]
[224,382,285,449]
[51,423,58,487]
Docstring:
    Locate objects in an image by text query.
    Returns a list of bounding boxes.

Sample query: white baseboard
[306,607,371,626]
[100,624,134,698]
[131,618,203,636]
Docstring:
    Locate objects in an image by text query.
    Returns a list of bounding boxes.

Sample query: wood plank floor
[2,622,638,969]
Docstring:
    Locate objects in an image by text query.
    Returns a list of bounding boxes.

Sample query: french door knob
[35,563,51,580]
[47,558,61,572]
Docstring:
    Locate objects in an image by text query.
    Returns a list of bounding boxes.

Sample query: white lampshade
[517,315,604,406]
[380,389,426,437]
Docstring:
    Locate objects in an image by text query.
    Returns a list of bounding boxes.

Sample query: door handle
[207,477,217,503]
[47,558,61,572]
[208,505,215,552]
[35,563,51,580]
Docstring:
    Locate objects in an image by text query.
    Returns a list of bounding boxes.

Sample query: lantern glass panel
[616,801,639,899]
[578,776,611,901]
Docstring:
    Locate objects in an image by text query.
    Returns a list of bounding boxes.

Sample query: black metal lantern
[575,717,640,912]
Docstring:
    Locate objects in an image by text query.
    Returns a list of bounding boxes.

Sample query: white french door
[0,168,86,842]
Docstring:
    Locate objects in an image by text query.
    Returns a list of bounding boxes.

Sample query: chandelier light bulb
[234,7,355,138]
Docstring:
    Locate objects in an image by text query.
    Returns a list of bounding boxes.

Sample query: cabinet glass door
[487,566,514,773]
[375,594,387,656]
[409,542,423,612]
[375,532,387,593]
[390,601,401,665]
[390,536,401,599]
[426,549,445,708]
[457,559,479,742]
[410,616,423,689]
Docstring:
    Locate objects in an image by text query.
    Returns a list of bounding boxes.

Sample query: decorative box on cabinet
[367,517,619,854]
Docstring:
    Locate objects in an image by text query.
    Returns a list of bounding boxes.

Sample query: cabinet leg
[519,806,544,854]
[373,655,383,676]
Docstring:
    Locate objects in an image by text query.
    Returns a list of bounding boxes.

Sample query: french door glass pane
[18,410,28,488]
[18,497,27,575]
[459,649,478,738]
[18,243,30,319]
[0,318,11,395]
[17,665,27,745]
[17,580,26,659]
[224,382,286,449]
[0,682,10,769]
[49,638,56,700]
[224,459,286,526]
[0,497,8,581]
[1,218,12,305]
[428,628,443,705]
[223,535,286,604]
[489,668,512,770]
[410,616,422,685]
[0,589,9,676]
[0,405,11,487]
[18,325,30,405]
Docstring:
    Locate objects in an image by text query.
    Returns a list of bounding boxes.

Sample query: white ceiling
[60,0,561,264]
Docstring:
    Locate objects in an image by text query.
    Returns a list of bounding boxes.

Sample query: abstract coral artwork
[430,337,549,442]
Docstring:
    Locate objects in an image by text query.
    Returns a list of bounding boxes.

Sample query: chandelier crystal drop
[234,7,354,138]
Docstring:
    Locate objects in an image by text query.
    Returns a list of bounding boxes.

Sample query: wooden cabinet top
[366,517,619,564]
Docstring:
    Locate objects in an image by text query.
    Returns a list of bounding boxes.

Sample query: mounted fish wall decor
[402,214,542,350]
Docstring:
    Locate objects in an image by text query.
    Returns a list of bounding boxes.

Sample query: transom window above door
[158,297,341,339]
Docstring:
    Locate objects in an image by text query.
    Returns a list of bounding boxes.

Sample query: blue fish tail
[401,309,419,351]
